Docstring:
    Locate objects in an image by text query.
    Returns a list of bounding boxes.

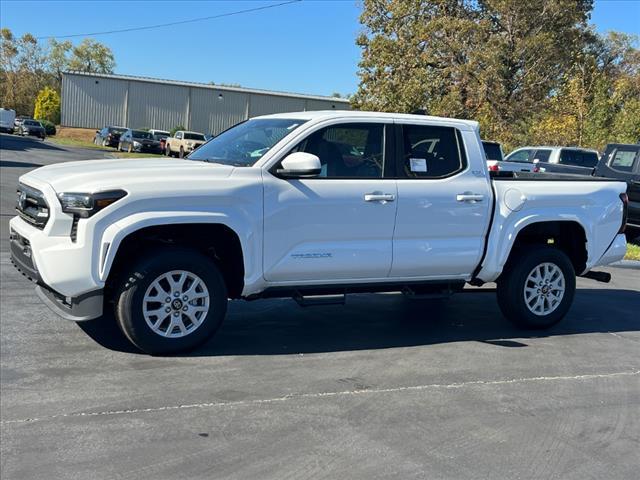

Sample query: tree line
[0,28,115,121]
[353,0,640,152]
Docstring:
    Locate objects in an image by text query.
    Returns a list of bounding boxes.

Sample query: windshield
[153,133,169,140]
[132,130,153,139]
[189,118,307,166]
[25,120,40,126]
[110,127,126,134]
[184,133,206,141]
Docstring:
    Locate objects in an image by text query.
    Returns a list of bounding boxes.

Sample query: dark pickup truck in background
[594,143,640,230]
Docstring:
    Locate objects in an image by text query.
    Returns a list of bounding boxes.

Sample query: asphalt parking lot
[1,133,639,480]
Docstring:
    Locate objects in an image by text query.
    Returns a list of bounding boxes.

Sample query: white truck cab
[10,111,628,354]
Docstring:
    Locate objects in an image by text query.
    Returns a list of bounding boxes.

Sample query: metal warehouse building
[61,71,350,135]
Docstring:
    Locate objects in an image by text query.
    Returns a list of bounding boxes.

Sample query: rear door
[389,123,491,279]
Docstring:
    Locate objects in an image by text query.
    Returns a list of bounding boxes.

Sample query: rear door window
[398,125,466,178]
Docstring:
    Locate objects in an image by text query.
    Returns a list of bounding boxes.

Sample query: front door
[263,121,397,283]
[390,123,491,279]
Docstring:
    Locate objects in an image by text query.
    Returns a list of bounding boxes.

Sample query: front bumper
[10,227,103,321]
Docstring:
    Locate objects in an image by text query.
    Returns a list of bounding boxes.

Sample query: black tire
[179,146,184,158]
[497,246,575,329]
[114,247,228,354]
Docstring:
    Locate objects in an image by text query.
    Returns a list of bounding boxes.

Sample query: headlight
[133,141,141,147]
[58,190,127,218]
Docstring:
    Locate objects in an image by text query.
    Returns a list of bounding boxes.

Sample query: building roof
[62,71,350,104]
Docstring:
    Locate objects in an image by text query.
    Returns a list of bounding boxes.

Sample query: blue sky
[1,0,638,97]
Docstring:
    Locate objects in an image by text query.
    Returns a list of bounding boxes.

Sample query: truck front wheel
[497,246,576,329]
[114,248,228,354]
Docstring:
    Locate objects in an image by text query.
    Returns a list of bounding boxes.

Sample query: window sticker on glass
[410,158,428,172]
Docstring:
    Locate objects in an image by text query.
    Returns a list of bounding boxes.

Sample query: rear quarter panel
[477,179,626,282]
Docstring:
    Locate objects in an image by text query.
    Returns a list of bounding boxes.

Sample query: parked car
[0,108,16,133]
[165,130,206,158]
[149,129,170,153]
[482,140,504,170]
[15,119,46,139]
[492,146,599,175]
[94,126,127,148]
[9,111,628,354]
[118,129,162,154]
[593,143,640,229]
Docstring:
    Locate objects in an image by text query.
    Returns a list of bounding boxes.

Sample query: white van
[0,108,16,134]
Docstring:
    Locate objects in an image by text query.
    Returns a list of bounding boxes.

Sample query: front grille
[16,183,49,229]
[70,215,79,242]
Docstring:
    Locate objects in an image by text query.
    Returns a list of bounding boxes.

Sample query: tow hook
[581,271,612,283]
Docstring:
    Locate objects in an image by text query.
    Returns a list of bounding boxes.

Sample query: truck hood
[23,158,234,193]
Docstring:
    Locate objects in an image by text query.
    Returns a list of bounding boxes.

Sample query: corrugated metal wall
[190,89,247,136]
[127,81,189,130]
[62,73,349,134]
[61,75,126,128]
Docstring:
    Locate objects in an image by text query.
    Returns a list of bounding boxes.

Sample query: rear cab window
[532,149,552,162]
[559,149,597,168]
[397,124,466,178]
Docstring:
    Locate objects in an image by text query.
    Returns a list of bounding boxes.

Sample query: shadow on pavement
[0,134,67,152]
[78,287,640,356]
[0,160,44,168]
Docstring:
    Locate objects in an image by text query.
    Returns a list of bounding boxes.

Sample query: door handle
[364,193,396,203]
[456,193,484,203]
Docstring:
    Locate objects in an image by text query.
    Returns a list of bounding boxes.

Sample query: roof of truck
[255,110,480,131]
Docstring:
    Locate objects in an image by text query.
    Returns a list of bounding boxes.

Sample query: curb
[611,260,640,269]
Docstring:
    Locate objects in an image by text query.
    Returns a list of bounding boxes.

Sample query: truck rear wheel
[114,248,228,354]
[496,246,575,329]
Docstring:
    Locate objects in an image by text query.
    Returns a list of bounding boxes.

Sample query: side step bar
[580,270,611,283]
[293,294,346,307]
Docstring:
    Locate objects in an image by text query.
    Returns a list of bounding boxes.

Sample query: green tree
[67,39,115,73]
[353,0,594,151]
[33,86,61,124]
[528,31,640,150]
[48,38,72,87]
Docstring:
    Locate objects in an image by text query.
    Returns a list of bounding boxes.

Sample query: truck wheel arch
[102,222,246,299]
[500,220,588,278]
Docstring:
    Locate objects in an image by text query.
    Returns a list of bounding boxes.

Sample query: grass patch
[46,136,104,149]
[625,242,640,261]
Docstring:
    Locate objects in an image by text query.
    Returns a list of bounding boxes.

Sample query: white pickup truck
[10,111,629,354]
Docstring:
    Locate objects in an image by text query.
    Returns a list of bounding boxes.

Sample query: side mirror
[277,152,321,178]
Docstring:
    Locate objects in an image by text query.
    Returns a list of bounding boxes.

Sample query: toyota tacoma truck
[10,111,629,354]
[164,130,206,158]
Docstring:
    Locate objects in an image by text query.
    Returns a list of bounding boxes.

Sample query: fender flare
[97,212,251,283]
[477,214,591,282]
